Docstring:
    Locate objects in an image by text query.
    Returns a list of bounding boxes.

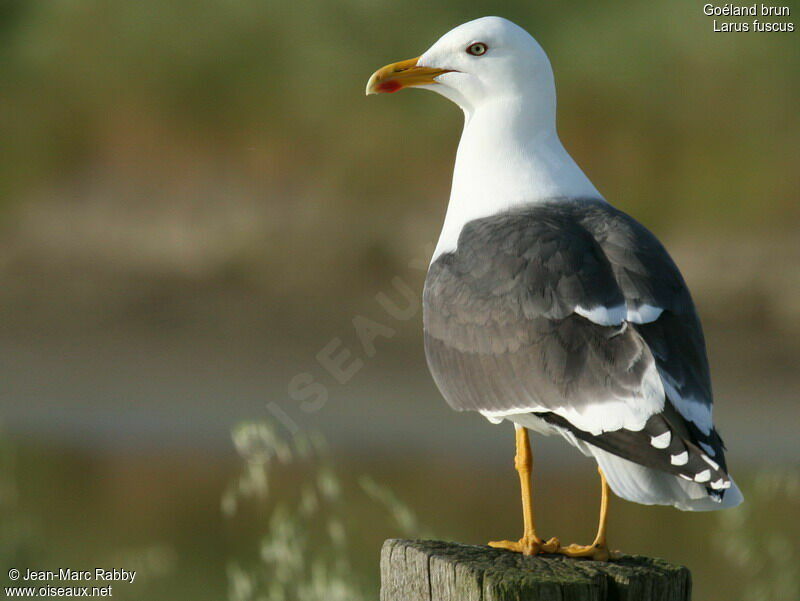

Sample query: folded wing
[423,199,732,499]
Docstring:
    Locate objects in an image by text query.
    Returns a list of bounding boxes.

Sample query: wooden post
[380,539,691,601]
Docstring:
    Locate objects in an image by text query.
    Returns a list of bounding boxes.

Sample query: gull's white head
[366,16,555,117]
[367,16,601,261]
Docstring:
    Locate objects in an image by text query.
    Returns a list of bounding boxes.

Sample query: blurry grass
[223,420,432,601]
[715,469,800,601]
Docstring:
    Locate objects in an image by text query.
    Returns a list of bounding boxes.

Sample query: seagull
[366,16,742,560]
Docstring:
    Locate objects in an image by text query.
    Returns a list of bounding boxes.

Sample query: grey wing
[423,205,667,436]
[423,201,732,491]
[579,202,726,466]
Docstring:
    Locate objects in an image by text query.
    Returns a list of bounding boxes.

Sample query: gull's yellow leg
[489,425,559,555]
[556,467,620,561]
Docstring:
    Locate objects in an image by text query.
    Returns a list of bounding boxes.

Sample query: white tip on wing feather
[670,451,689,466]
[574,303,664,327]
[574,304,626,326]
[626,304,664,324]
[694,469,711,483]
[650,431,671,449]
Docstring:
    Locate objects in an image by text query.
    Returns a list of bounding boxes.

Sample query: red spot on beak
[377,80,403,93]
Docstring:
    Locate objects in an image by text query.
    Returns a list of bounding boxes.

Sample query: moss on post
[380,539,691,601]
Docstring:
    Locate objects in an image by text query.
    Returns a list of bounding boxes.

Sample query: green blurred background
[1,1,799,600]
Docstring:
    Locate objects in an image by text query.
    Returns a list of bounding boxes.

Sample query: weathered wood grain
[380,539,691,601]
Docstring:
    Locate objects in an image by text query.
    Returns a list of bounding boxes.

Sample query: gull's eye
[466,42,488,56]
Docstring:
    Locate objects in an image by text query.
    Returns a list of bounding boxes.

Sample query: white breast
[432,103,602,263]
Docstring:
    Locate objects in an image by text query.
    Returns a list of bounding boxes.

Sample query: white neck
[432,99,602,262]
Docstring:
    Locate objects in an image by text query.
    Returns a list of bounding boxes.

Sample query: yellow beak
[365,57,452,95]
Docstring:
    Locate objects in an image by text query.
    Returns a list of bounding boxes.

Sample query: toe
[488,540,519,551]
[556,543,612,561]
